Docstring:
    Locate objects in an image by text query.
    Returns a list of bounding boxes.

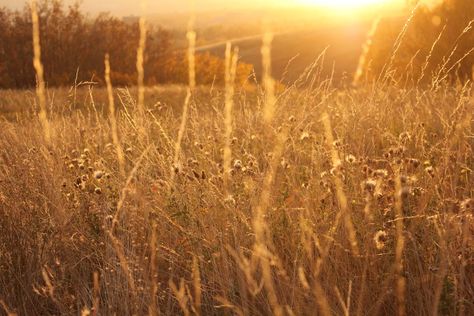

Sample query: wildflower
[173,164,180,174]
[233,160,243,170]
[374,230,388,250]
[373,169,388,178]
[346,154,356,164]
[300,131,310,141]
[187,158,198,166]
[224,195,236,206]
[460,198,473,213]
[399,132,411,142]
[408,158,420,169]
[363,179,377,193]
[280,158,290,169]
[412,187,425,196]
[425,166,435,177]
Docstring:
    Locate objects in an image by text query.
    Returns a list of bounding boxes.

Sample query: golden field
[0,1,474,315]
[0,75,473,315]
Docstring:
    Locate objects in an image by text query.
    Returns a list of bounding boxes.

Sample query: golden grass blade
[104,54,126,177]
[31,0,51,143]
[261,28,276,123]
[322,113,359,256]
[170,24,196,189]
[223,42,239,194]
[136,0,147,118]
[394,170,406,316]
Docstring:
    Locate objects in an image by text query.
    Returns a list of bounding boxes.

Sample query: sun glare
[298,0,390,9]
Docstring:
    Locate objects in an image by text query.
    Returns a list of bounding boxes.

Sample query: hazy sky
[0,0,412,15]
[0,0,306,15]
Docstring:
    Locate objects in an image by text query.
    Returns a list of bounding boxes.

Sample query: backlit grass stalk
[261,30,276,123]
[170,26,196,188]
[417,24,446,86]
[354,17,380,85]
[192,256,202,316]
[394,170,406,316]
[253,126,288,316]
[104,54,126,177]
[432,20,474,88]
[92,272,100,316]
[223,42,239,193]
[136,10,147,118]
[148,222,159,316]
[0,300,17,316]
[380,2,420,84]
[322,113,359,256]
[31,0,51,143]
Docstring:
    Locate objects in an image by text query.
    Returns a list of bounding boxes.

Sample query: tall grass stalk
[262,30,276,123]
[223,42,239,193]
[104,54,126,176]
[136,4,147,118]
[394,170,406,316]
[322,113,359,256]
[31,0,51,143]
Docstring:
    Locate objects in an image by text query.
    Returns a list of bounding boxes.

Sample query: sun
[297,0,389,9]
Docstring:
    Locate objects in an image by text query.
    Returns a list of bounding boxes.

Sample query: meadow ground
[0,75,473,316]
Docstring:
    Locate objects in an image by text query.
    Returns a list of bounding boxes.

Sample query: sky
[0,0,297,14]
[0,0,407,15]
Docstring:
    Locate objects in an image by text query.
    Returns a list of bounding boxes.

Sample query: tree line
[364,0,474,85]
[0,0,252,89]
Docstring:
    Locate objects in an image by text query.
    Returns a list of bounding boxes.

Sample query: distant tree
[363,0,474,85]
[0,0,253,89]
[0,0,218,88]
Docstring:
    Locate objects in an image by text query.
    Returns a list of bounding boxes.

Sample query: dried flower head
[363,179,377,193]
[425,166,435,177]
[300,131,310,141]
[233,160,243,170]
[374,230,388,250]
[346,154,356,164]
[94,170,104,179]
[373,169,388,178]
[460,198,473,213]
[399,132,411,142]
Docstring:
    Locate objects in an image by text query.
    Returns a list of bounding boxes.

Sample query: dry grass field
[1,73,473,315]
[0,1,474,316]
